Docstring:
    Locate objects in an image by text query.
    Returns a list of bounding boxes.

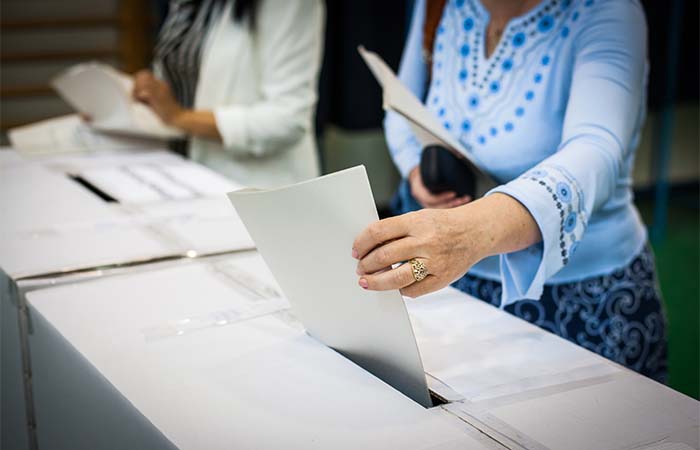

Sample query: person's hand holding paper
[228,166,432,408]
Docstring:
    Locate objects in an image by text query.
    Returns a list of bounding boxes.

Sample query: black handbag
[419,144,477,198]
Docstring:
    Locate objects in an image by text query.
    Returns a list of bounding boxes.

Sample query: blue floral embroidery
[524,165,587,266]
[463,17,474,31]
[512,32,526,47]
[468,94,480,109]
[564,212,577,232]
[557,182,572,202]
[538,15,554,32]
[427,0,583,148]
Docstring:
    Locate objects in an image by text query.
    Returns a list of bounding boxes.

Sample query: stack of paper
[7,115,164,155]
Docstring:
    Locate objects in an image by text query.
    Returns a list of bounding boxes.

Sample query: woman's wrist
[166,106,188,128]
[448,199,493,263]
[449,193,542,261]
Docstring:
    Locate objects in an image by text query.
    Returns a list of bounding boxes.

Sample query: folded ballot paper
[51,63,183,140]
[228,166,433,407]
[358,46,496,196]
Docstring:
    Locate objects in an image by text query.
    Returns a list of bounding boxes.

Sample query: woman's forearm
[452,193,542,261]
[170,109,222,141]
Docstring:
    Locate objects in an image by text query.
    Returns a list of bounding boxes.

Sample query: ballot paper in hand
[228,166,432,407]
[51,63,183,140]
[358,46,496,196]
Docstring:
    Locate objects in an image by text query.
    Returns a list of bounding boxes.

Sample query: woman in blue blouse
[352,0,667,382]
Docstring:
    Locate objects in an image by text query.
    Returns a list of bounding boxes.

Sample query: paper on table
[7,115,162,155]
[227,166,432,407]
[51,63,183,140]
[358,46,496,195]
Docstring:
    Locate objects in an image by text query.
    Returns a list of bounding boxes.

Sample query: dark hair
[194,0,259,28]
[232,0,259,27]
[423,0,447,64]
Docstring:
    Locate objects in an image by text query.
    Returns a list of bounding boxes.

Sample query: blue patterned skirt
[391,180,668,383]
[452,245,668,383]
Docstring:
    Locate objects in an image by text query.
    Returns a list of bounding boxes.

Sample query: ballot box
[24,252,499,450]
[407,290,700,450]
[20,252,700,450]
[0,149,253,279]
[0,149,254,450]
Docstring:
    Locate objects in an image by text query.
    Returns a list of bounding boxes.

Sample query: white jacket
[189,0,324,188]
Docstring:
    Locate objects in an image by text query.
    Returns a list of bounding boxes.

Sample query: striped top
[154,0,221,108]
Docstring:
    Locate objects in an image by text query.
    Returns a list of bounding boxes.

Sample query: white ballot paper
[228,166,433,407]
[8,114,162,155]
[358,46,496,196]
[51,63,183,140]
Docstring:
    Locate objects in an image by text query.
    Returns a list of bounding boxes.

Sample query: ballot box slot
[69,174,119,203]
[429,390,449,407]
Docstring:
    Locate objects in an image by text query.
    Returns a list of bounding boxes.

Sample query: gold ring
[409,258,428,282]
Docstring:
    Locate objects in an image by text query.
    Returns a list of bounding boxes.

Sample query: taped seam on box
[140,298,290,342]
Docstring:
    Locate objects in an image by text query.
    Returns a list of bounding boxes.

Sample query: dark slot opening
[69,175,119,203]
[429,390,449,407]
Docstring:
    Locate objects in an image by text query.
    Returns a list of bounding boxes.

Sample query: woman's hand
[132,70,183,125]
[408,166,471,209]
[352,193,542,298]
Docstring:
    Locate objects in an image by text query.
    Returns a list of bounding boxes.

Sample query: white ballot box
[24,253,498,450]
[408,289,700,450]
[0,149,254,450]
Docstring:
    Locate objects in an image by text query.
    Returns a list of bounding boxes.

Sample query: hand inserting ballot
[352,193,541,298]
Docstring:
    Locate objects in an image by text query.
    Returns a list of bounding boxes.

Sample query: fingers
[358,261,417,291]
[133,70,155,100]
[400,275,444,298]
[134,89,151,103]
[133,70,154,85]
[356,237,420,275]
[352,215,412,259]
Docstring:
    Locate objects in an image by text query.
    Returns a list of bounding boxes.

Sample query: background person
[132,0,325,188]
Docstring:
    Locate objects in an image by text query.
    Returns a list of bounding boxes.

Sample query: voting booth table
[1,147,698,450]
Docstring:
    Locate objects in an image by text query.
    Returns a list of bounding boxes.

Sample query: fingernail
[352,248,359,259]
[359,278,368,289]
[356,266,362,275]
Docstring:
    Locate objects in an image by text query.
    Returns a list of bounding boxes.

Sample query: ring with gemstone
[409,258,428,282]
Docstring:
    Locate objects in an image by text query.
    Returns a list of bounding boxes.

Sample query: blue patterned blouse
[385,0,649,306]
